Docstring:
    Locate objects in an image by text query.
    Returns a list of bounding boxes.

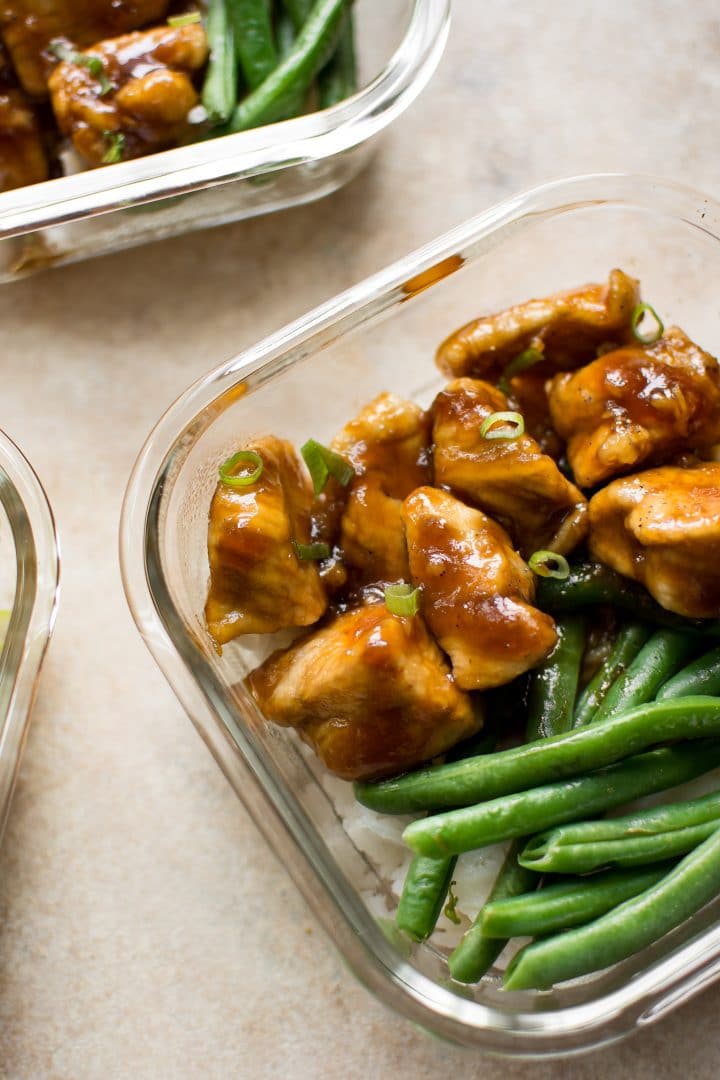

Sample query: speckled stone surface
[1,3,720,1076]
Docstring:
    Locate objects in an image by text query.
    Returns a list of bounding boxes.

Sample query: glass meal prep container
[120,174,720,1057]
[0,0,449,283]
[0,429,59,843]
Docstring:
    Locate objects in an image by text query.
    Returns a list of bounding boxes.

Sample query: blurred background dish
[0,0,449,282]
[0,428,58,845]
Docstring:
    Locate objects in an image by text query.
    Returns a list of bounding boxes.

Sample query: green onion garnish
[293,540,330,561]
[479,411,525,440]
[384,582,421,617]
[499,346,544,392]
[102,131,125,164]
[528,550,570,580]
[49,41,112,94]
[301,439,354,496]
[168,11,202,25]
[631,302,664,345]
[218,449,264,488]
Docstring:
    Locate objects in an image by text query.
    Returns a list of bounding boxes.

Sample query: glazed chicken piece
[588,463,720,618]
[432,378,588,556]
[48,22,207,165]
[0,87,47,189]
[436,269,639,380]
[325,393,432,584]
[548,328,720,488]
[0,0,170,97]
[205,436,327,647]
[402,487,557,690]
[248,599,480,781]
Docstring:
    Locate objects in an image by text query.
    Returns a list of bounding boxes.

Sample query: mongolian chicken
[589,463,720,619]
[0,0,358,192]
[401,487,557,690]
[432,377,587,556]
[248,599,480,782]
[205,272,720,782]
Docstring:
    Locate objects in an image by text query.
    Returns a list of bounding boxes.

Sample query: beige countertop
[1,3,719,1076]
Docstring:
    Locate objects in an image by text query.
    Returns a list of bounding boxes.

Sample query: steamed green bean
[355,697,720,816]
[591,630,697,723]
[525,616,585,740]
[396,854,457,941]
[481,864,670,939]
[504,828,720,990]
[520,785,720,874]
[401,742,720,858]
[656,645,720,701]
[573,623,650,727]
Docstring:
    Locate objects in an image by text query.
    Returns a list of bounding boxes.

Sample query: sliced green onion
[479,410,525,440]
[218,449,264,488]
[528,550,570,580]
[84,56,113,95]
[49,41,112,94]
[384,582,421,617]
[101,131,125,163]
[502,346,544,383]
[293,540,330,561]
[631,302,664,345]
[301,439,354,496]
[168,11,202,25]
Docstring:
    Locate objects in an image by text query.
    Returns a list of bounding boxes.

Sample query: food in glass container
[0,0,357,191]
[204,271,720,994]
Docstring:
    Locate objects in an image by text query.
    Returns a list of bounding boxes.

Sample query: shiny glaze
[435,269,639,380]
[0,0,170,96]
[249,599,479,781]
[549,327,720,487]
[205,435,327,646]
[433,377,588,556]
[402,486,557,690]
[589,462,720,618]
[326,392,432,584]
[48,21,207,164]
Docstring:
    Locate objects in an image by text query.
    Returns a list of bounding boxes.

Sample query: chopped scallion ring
[528,550,570,580]
[218,449,264,488]
[631,302,664,345]
[479,410,525,440]
[293,540,330,561]
[301,439,354,496]
[49,41,112,94]
[101,131,125,164]
[500,346,544,391]
[168,11,202,25]
[384,582,421,617]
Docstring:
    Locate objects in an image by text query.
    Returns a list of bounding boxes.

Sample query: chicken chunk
[433,378,588,556]
[588,463,720,618]
[0,87,47,189]
[248,600,479,781]
[205,436,327,647]
[326,393,432,584]
[48,22,207,165]
[548,328,720,488]
[402,487,557,690]
[436,269,639,380]
[0,0,170,96]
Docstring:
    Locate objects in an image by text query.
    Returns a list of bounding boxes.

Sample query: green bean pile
[202,0,357,132]
[355,606,720,992]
